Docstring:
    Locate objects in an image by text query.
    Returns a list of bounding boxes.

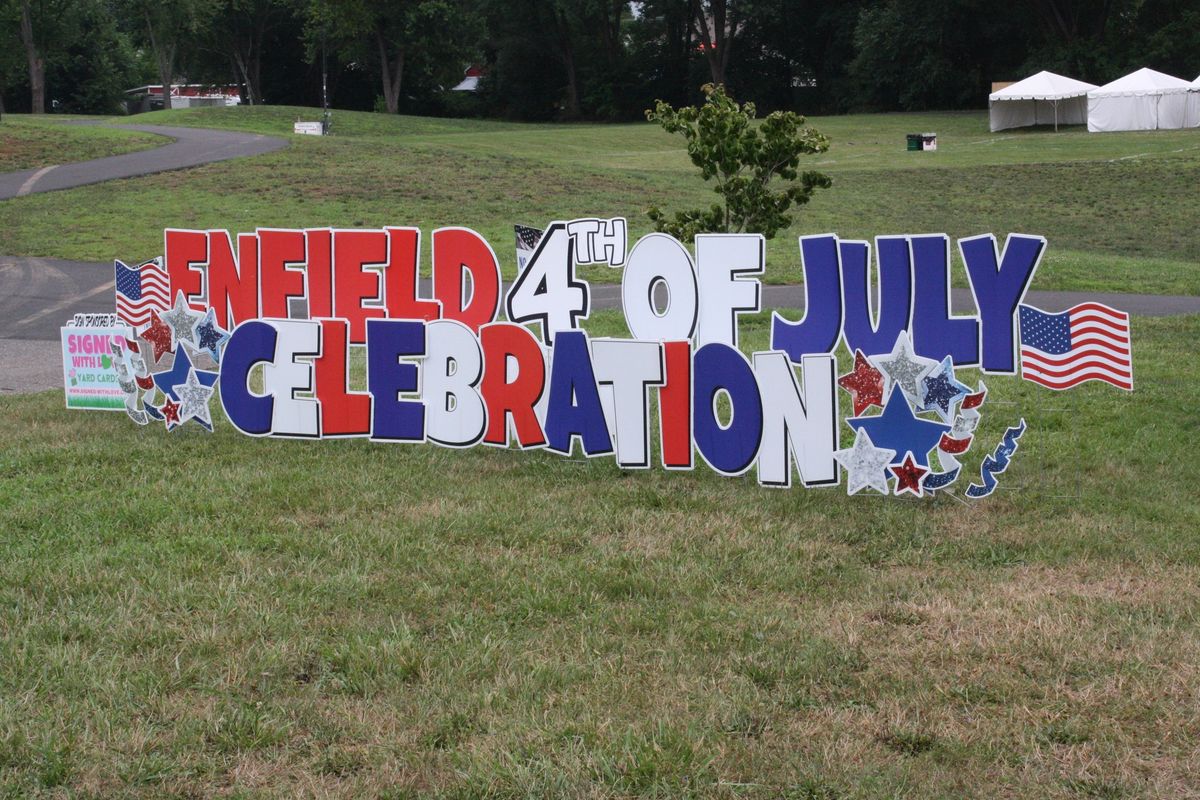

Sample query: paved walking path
[2,254,1196,394]
[0,121,287,392]
[0,124,287,200]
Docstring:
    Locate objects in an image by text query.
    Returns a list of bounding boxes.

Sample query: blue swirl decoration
[965,418,1027,499]
[924,466,961,491]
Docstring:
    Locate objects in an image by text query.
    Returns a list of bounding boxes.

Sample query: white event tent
[1087,67,1192,132]
[1188,75,1200,128]
[988,71,1097,132]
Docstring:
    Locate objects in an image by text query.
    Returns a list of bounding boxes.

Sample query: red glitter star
[161,397,181,428]
[838,349,885,416]
[140,311,174,364]
[890,452,929,497]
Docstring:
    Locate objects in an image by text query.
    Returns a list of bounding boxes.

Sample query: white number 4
[505,221,589,344]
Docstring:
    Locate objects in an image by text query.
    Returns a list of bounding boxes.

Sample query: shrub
[646,84,832,241]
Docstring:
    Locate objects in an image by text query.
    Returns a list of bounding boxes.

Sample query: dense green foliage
[646,84,831,240]
[2,0,1198,118]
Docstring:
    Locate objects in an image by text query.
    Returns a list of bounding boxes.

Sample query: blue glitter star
[194,307,231,363]
[848,386,950,468]
[919,356,971,423]
[153,347,217,402]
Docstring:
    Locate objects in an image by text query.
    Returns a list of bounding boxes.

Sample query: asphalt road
[2,254,1197,394]
[0,123,287,200]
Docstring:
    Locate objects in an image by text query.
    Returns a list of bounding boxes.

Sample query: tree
[0,0,24,115]
[210,0,298,105]
[549,0,631,119]
[121,0,216,110]
[645,84,832,241]
[52,0,144,113]
[691,0,738,87]
[309,0,477,115]
[627,0,697,108]
[15,0,75,113]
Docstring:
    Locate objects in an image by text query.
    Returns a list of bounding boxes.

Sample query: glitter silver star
[173,368,215,428]
[870,332,938,405]
[833,428,897,496]
[161,292,205,349]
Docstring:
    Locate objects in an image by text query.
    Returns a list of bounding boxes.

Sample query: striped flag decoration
[514,224,543,273]
[114,258,170,330]
[1018,302,1132,391]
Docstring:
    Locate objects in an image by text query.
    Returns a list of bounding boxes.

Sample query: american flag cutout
[1018,303,1133,391]
[514,224,543,272]
[114,258,170,330]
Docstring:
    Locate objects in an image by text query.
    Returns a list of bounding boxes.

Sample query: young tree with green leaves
[645,83,832,241]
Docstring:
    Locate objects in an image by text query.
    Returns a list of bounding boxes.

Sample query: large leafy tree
[120,0,217,110]
[15,0,78,113]
[849,0,1022,110]
[0,0,24,114]
[308,0,477,115]
[691,0,739,87]
[52,0,145,113]
[626,0,698,108]
[479,0,633,120]
[208,0,299,105]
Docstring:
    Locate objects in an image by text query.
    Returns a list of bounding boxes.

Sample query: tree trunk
[554,9,581,119]
[376,32,404,114]
[145,13,175,111]
[692,0,733,87]
[598,0,624,67]
[157,53,175,111]
[562,48,581,118]
[249,30,262,106]
[233,50,256,105]
[19,0,45,114]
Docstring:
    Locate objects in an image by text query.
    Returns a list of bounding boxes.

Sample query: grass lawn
[0,116,165,172]
[1,310,1197,797]
[0,105,1197,295]
[1,105,1198,797]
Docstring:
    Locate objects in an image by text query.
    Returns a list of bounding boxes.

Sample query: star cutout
[179,341,219,373]
[870,332,938,405]
[919,356,971,423]
[173,367,215,429]
[161,292,205,349]
[160,397,181,428]
[833,428,897,495]
[139,310,175,364]
[848,386,950,469]
[890,452,929,497]
[153,347,217,402]
[193,307,230,363]
[838,349,885,416]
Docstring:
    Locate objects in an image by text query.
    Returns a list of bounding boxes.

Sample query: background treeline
[3,0,1198,118]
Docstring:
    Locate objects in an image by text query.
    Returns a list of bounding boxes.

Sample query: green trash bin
[906,133,922,151]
